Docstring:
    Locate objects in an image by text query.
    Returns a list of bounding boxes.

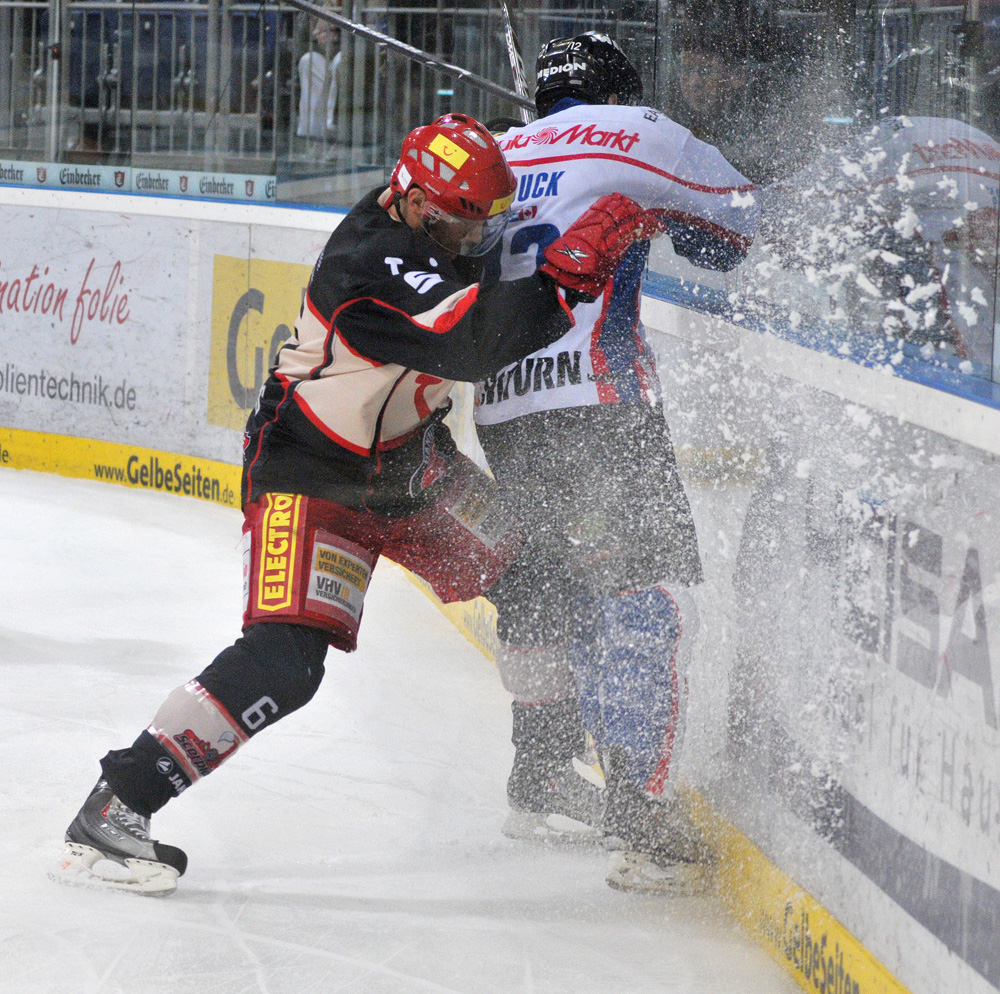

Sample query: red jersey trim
[327,286,481,354]
[335,327,383,366]
[648,207,754,253]
[303,292,338,379]
[409,284,481,333]
[590,281,620,405]
[305,292,334,331]
[555,286,577,326]
[292,389,371,457]
[505,151,757,196]
[377,421,425,451]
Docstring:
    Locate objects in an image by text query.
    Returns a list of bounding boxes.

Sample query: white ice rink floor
[0,469,799,994]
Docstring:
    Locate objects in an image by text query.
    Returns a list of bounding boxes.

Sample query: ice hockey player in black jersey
[476,35,758,895]
[54,113,661,894]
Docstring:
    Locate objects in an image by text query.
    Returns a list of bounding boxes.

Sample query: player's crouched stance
[52,114,663,895]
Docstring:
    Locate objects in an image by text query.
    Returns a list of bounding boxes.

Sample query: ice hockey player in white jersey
[475,33,758,895]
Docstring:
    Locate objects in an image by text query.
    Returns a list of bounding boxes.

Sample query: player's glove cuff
[538,193,665,300]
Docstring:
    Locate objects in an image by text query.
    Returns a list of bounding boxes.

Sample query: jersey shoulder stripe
[505,150,756,197]
[335,285,481,338]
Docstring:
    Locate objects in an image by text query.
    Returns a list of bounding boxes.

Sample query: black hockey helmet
[534,32,643,117]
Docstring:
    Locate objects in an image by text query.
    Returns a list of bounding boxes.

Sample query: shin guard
[146,680,249,786]
[101,623,329,815]
[571,586,698,795]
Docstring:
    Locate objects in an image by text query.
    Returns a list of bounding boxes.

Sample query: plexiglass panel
[0,0,997,386]
[644,1,1000,388]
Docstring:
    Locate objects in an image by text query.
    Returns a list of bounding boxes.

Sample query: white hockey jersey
[473,102,758,425]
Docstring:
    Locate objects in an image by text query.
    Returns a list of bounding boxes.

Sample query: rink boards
[3,185,999,994]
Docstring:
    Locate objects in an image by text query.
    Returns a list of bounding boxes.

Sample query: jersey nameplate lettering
[476,351,583,407]
[517,171,565,201]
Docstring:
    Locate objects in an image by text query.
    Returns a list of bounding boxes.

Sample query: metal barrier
[0,1,990,205]
[0,0,650,203]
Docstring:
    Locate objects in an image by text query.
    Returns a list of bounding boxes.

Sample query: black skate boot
[601,748,711,896]
[52,779,187,895]
[502,699,605,843]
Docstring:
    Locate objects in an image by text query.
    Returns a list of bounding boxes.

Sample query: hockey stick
[278,0,533,111]
[497,0,534,124]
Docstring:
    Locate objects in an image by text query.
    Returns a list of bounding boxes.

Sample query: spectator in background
[298,19,341,141]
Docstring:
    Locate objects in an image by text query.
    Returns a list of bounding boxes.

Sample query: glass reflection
[754,115,998,376]
[2,0,1000,383]
[648,1,1000,387]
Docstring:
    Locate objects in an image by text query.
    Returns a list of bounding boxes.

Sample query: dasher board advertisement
[0,197,336,465]
[646,305,1000,994]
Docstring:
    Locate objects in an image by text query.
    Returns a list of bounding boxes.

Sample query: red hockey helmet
[389,114,516,256]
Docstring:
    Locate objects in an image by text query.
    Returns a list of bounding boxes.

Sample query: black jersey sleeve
[303,192,573,382]
[333,256,574,383]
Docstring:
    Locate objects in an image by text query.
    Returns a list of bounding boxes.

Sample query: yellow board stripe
[404,570,498,661]
[685,789,912,994]
[0,426,242,508]
[402,574,913,994]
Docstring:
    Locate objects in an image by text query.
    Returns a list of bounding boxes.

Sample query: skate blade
[502,809,604,845]
[572,754,606,788]
[50,841,179,896]
[605,851,711,897]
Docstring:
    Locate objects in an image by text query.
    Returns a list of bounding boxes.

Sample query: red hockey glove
[539,193,665,302]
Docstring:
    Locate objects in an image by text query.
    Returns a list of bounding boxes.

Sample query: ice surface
[0,470,798,994]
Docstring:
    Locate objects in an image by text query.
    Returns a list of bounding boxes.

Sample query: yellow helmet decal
[489,193,515,217]
[428,134,470,170]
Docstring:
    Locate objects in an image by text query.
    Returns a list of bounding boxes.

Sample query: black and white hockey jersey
[243,187,574,512]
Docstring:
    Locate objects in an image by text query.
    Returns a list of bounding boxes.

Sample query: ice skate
[601,749,712,896]
[605,849,710,896]
[51,779,187,895]
[503,700,606,843]
[502,758,605,843]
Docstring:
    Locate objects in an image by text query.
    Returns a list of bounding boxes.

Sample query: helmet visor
[423,204,513,257]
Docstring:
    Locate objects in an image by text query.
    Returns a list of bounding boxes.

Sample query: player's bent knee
[489,549,592,646]
[196,622,329,737]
